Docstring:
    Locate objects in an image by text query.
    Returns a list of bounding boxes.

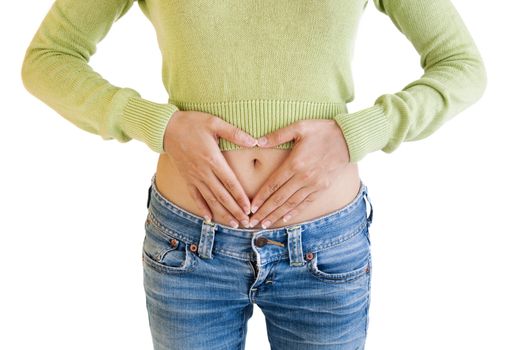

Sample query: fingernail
[204,215,211,223]
[258,137,267,146]
[251,205,258,214]
[283,214,291,222]
[261,220,271,229]
[243,207,250,216]
[229,220,239,228]
[248,138,258,147]
[241,219,250,228]
[249,219,259,228]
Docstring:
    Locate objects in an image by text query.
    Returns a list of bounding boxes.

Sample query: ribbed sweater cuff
[121,96,180,154]
[333,104,391,163]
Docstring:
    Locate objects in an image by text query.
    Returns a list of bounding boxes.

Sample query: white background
[2,1,507,349]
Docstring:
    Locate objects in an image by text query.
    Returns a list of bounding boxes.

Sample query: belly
[154,148,361,229]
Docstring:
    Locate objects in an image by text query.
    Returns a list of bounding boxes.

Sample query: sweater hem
[169,98,349,151]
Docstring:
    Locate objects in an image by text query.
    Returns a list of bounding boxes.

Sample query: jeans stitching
[148,211,197,246]
[142,247,198,274]
[310,220,367,253]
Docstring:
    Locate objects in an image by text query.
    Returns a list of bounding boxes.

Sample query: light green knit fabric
[21,0,487,162]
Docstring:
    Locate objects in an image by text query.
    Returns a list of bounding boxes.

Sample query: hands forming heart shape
[163,111,351,229]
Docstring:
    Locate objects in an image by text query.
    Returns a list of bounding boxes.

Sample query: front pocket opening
[309,252,371,283]
[143,230,188,268]
[142,243,196,274]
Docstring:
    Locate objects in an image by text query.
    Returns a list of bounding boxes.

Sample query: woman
[21,0,486,349]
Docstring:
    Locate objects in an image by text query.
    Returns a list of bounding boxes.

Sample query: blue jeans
[142,173,374,350]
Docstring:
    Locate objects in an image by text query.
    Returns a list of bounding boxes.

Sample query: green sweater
[21,0,487,163]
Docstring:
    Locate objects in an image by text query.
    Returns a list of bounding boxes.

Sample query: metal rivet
[305,252,314,261]
[170,238,178,247]
[189,244,198,252]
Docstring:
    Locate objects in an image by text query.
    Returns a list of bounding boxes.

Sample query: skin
[248,119,350,229]
[163,111,350,229]
[163,110,258,228]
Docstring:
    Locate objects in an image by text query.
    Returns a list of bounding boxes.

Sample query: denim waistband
[146,173,373,264]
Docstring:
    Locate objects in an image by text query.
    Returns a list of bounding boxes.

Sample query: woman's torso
[155,148,361,229]
[146,0,366,221]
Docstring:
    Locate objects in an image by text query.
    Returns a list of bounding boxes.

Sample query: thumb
[257,125,298,148]
[212,118,258,148]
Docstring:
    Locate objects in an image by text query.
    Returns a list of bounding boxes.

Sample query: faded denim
[142,173,374,350]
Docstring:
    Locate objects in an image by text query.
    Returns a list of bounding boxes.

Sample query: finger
[211,117,258,148]
[265,188,318,228]
[209,153,252,217]
[206,171,250,226]
[195,180,241,229]
[186,183,212,222]
[249,158,295,216]
[257,124,300,148]
[248,175,306,228]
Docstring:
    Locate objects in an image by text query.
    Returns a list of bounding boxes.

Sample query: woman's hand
[163,111,258,228]
[248,119,351,228]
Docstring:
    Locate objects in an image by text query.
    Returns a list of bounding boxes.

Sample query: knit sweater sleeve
[333,0,487,163]
[21,0,179,154]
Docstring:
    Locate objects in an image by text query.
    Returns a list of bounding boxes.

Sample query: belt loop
[286,225,304,267]
[363,185,374,228]
[198,220,217,259]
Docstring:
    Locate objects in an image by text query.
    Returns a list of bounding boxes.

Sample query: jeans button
[254,236,268,247]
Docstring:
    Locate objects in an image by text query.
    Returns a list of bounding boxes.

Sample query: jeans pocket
[307,224,371,284]
[142,213,198,274]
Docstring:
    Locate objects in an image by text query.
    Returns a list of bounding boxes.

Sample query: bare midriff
[154,147,361,230]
